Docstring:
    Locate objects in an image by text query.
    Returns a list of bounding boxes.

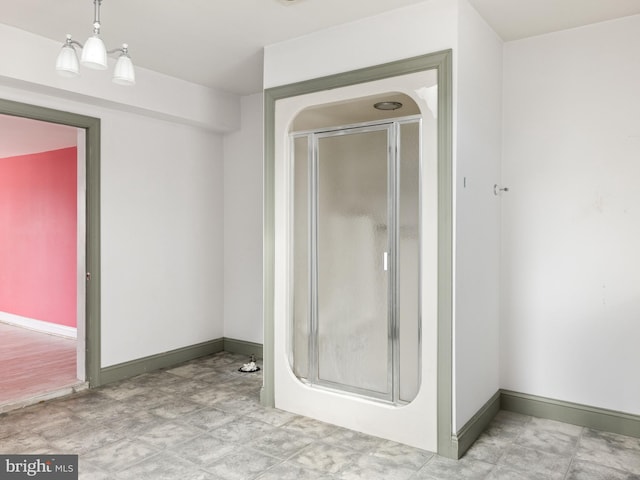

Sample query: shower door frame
[290,115,422,404]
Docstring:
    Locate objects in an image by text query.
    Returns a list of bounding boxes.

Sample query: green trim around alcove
[261,49,454,457]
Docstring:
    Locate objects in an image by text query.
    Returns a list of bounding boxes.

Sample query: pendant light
[55,0,135,85]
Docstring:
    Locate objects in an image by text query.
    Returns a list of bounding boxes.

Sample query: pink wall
[0,147,77,328]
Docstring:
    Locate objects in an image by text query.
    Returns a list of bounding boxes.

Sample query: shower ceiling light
[374,101,403,111]
[55,0,135,86]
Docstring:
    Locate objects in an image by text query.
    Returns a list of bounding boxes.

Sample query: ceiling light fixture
[55,0,135,85]
[374,101,403,111]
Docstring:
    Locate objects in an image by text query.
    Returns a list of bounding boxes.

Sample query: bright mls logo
[0,455,77,479]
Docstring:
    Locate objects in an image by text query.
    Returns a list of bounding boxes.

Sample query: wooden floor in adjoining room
[0,322,79,407]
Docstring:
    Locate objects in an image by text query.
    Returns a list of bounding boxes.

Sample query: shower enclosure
[290,116,421,404]
[270,66,441,451]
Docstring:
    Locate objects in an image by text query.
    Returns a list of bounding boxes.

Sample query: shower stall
[290,117,421,404]
[271,69,440,451]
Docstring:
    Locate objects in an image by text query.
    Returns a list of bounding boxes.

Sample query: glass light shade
[55,45,80,77]
[112,53,136,85]
[81,35,108,70]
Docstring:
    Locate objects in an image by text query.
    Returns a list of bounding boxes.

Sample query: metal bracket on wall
[493,184,509,196]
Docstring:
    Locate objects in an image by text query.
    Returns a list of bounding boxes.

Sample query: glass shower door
[291,117,421,404]
[315,126,391,398]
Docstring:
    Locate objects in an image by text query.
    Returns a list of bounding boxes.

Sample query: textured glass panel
[292,136,309,379]
[317,129,389,394]
[398,122,420,402]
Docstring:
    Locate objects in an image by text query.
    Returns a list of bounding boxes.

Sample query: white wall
[501,15,640,415]
[99,113,224,366]
[223,93,264,344]
[265,0,504,434]
[0,23,231,368]
[453,0,503,430]
[264,0,458,88]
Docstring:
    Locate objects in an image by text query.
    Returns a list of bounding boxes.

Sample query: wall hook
[494,184,509,196]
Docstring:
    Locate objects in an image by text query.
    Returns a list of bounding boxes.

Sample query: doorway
[0,98,101,409]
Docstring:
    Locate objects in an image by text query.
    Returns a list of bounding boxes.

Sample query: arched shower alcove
[263,51,453,453]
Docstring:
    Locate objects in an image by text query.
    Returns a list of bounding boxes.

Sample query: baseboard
[447,389,640,459]
[501,390,640,439]
[99,338,224,386]
[223,337,263,359]
[451,390,501,459]
[0,312,77,339]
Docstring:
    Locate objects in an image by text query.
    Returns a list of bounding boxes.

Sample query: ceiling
[1,0,639,95]
[0,114,78,159]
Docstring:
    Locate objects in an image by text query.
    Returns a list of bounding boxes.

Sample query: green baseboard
[99,338,224,386]
[449,388,640,459]
[451,390,501,459]
[223,338,263,359]
[98,337,264,386]
[501,390,640,439]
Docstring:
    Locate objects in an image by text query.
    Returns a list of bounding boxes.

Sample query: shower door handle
[383,252,388,271]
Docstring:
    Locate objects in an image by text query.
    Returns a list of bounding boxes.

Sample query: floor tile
[281,415,338,438]
[486,464,555,480]
[188,386,237,406]
[166,362,211,379]
[248,427,315,459]
[208,394,262,415]
[77,460,113,480]
[464,430,512,464]
[172,433,240,466]
[370,440,433,469]
[566,459,640,480]
[498,444,572,480]
[289,442,361,475]
[115,453,204,480]
[255,461,337,480]
[579,428,640,454]
[0,433,53,454]
[337,454,417,480]
[133,420,203,449]
[324,426,386,453]
[576,439,640,475]
[205,449,280,480]
[148,397,205,420]
[98,380,150,400]
[514,417,582,456]
[181,406,237,431]
[415,455,495,480]
[82,437,160,472]
[244,406,299,427]
[49,425,125,455]
[208,416,276,443]
[492,410,532,427]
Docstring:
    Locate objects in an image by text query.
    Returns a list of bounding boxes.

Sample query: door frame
[262,50,453,455]
[0,98,101,387]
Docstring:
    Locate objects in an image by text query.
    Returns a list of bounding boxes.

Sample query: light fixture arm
[64,34,84,49]
[107,45,129,55]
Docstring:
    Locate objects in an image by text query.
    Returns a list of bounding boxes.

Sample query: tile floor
[0,351,639,479]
